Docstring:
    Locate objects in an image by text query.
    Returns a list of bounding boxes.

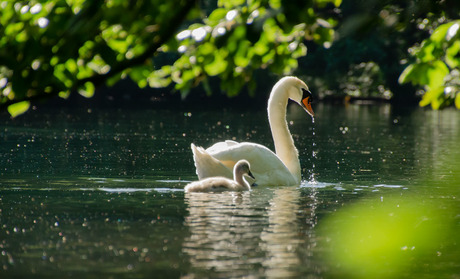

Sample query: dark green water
[1,104,459,278]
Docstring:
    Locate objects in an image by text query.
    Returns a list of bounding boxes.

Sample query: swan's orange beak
[301,88,314,117]
[300,98,314,118]
[302,97,314,117]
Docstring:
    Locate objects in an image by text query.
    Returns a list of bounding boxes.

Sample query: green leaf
[129,66,150,88]
[234,40,251,67]
[455,92,460,109]
[198,42,216,55]
[59,91,70,99]
[65,59,78,74]
[204,52,228,76]
[7,101,30,117]
[426,60,449,89]
[333,0,342,7]
[399,61,448,90]
[148,65,172,88]
[78,82,95,98]
[419,87,442,108]
[148,77,171,88]
[207,8,227,25]
[430,22,454,44]
[446,40,460,68]
[417,41,436,62]
[254,40,270,56]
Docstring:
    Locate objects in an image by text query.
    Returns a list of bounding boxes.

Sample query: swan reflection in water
[260,188,302,278]
[182,187,317,278]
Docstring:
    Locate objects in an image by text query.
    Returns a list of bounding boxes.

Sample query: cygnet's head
[234,160,255,180]
[280,76,315,117]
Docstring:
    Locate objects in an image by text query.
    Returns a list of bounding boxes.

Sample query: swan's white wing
[208,141,289,173]
[206,140,239,153]
[205,142,297,186]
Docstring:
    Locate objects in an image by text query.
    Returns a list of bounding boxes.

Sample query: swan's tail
[191,143,232,179]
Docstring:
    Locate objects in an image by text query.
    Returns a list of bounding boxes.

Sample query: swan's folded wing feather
[206,140,239,153]
[191,143,233,179]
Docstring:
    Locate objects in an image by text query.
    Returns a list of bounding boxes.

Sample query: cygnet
[184,160,255,192]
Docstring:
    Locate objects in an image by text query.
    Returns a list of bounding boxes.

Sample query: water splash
[309,117,317,183]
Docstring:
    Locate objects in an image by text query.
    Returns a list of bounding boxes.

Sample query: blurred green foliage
[0,0,196,116]
[318,117,460,278]
[1,0,459,116]
[399,20,460,109]
[0,0,340,116]
[150,0,340,98]
[300,0,460,106]
[319,194,458,278]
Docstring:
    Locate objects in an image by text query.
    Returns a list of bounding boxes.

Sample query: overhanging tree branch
[0,0,196,109]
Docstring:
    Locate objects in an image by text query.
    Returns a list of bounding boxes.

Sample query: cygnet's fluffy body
[184,160,254,193]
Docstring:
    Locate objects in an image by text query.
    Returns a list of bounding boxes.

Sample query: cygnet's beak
[248,170,255,180]
[301,88,315,117]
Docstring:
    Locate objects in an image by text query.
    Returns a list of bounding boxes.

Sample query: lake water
[1,103,459,278]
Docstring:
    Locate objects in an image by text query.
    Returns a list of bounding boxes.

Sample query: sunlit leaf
[417,41,436,62]
[78,82,95,98]
[148,66,172,88]
[234,40,251,67]
[129,66,150,88]
[419,86,443,108]
[455,92,460,109]
[445,40,460,68]
[399,61,448,90]
[430,21,454,44]
[204,52,228,76]
[206,8,227,25]
[333,0,342,7]
[59,91,70,99]
[7,101,30,117]
[198,42,216,55]
[65,59,78,74]
[253,39,270,55]
[426,60,449,89]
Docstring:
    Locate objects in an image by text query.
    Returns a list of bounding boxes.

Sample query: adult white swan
[191,76,314,186]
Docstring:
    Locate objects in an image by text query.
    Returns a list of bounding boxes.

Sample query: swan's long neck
[267,82,301,183]
[234,170,251,190]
